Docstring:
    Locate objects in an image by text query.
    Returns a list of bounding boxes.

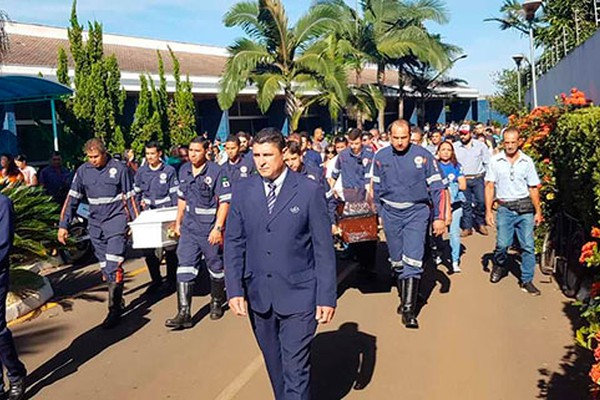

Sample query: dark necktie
[267,182,277,214]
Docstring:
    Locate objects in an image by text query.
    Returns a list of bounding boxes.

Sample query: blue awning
[0,75,73,104]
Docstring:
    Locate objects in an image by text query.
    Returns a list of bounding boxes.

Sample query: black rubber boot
[165,282,193,329]
[164,250,178,292]
[395,278,404,315]
[102,281,124,329]
[210,279,226,320]
[8,377,25,400]
[400,278,420,329]
[145,250,163,293]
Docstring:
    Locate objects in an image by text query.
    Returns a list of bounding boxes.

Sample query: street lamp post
[512,54,524,108]
[523,0,542,109]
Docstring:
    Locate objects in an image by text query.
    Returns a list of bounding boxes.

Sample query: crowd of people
[0,118,543,400]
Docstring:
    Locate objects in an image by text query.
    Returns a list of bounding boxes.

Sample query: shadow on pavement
[311,322,377,400]
[536,301,592,399]
[23,288,169,399]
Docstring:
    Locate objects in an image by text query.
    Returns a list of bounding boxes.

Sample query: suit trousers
[250,308,317,400]
[0,266,27,385]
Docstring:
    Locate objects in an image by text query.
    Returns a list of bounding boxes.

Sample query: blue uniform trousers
[176,225,223,282]
[89,225,126,283]
[461,176,485,230]
[0,266,27,385]
[250,308,317,400]
[380,203,429,280]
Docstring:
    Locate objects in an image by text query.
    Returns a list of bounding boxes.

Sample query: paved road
[10,233,589,399]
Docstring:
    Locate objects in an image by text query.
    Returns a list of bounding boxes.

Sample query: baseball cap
[458,124,471,133]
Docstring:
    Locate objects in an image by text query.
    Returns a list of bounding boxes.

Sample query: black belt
[465,173,485,180]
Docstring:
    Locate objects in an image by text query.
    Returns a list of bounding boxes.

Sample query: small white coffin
[129,207,178,249]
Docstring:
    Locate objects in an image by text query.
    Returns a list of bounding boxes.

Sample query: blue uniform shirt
[134,163,179,209]
[485,150,541,201]
[372,144,446,220]
[453,139,490,176]
[439,161,466,204]
[222,153,255,183]
[303,149,323,171]
[178,161,232,227]
[0,194,14,266]
[331,146,374,190]
[60,157,137,232]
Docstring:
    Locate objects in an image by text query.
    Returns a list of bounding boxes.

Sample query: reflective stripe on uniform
[382,199,415,210]
[177,190,185,198]
[372,176,381,184]
[426,174,442,185]
[390,260,403,268]
[106,254,125,263]
[99,262,107,269]
[133,186,142,193]
[208,270,225,279]
[169,187,179,194]
[125,190,136,199]
[154,196,172,205]
[68,189,83,199]
[177,266,199,276]
[88,194,123,205]
[142,198,152,205]
[194,208,217,215]
[219,194,232,202]
[402,254,423,268]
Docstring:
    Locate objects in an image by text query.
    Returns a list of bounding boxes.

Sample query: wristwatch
[214,225,224,232]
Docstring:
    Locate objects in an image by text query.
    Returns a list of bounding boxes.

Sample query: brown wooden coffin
[338,214,378,244]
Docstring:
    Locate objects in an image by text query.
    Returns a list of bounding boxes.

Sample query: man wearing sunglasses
[454,124,490,237]
[484,128,542,295]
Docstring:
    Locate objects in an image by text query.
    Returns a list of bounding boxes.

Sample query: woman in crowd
[437,142,466,273]
[0,155,24,187]
[14,154,38,186]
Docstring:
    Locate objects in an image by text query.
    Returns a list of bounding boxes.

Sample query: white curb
[5,276,54,322]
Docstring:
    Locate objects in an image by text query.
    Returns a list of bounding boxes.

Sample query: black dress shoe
[8,378,25,400]
[490,265,506,283]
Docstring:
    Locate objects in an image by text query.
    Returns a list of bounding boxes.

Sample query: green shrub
[547,106,600,230]
[1,185,62,266]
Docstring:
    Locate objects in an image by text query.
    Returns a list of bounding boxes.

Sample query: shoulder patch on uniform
[109,167,118,178]
[221,176,231,188]
[414,156,424,169]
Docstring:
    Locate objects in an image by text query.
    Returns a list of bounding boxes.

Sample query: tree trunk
[285,88,302,131]
[377,62,386,131]
[398,71,405,121]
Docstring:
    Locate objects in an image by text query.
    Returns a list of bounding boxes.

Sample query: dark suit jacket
[224,170,337,315]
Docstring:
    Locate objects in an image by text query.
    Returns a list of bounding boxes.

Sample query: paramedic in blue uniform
[330,128,376,274]
[371,120,446,329]
[0,194,27,400]
[284,141,338,229]
[134,141,179,293]
[223,135,256,182]
[330,128,374,201]
[165,137,231,329]
[225,128,336,400]
[58,138,138,329]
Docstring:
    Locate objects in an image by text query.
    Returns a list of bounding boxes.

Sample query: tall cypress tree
[167,47,196,146]
[56,0,126,153]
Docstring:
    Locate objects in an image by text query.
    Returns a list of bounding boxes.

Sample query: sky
[1,0,530,95]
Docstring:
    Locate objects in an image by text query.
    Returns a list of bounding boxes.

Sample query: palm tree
[0,10,10,63]
[218,0,348,131]
[404,60,467,126]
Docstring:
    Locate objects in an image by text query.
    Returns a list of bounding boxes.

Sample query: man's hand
[316,306,335,324]
[534,212,544,227]
[486,211,495,228]
[174,222,181,237]
[208,228,223,246]
[57,228,69,245]
[432,220,446,237]
[229,297,247,317]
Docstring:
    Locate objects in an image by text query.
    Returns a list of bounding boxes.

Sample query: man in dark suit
[225,128,337,400]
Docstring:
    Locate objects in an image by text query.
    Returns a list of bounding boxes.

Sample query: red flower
[591,363,600,384]
[592,227,600,239]
[542,159,550,164]
[592,282,600,298]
